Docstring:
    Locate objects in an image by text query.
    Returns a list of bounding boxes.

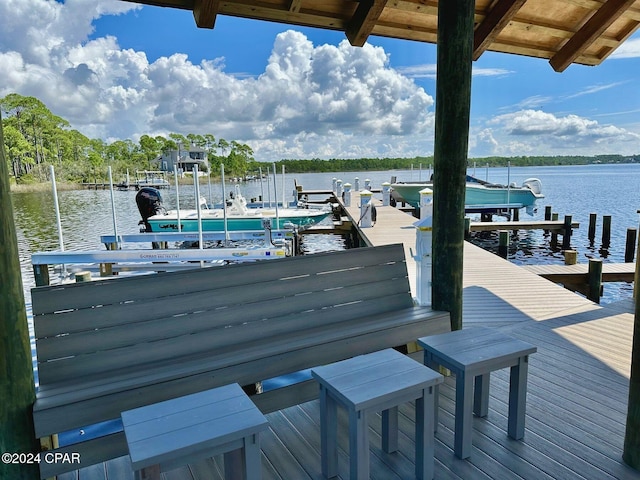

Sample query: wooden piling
[562,215,572,250]
[431,0,475,332]
[498,230,509,258]
[626,228,637,263]
[544,205,552,221]
[564,250,578,265]
[602,215,612,248]
[587,258,603,303]
[588,213,597,243]
[0,112,40,479]
[623,222,640,467]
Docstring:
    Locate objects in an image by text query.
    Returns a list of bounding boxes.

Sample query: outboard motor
[136,187,164,232]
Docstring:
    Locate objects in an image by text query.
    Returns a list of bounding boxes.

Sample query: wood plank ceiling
[123,0,640,71]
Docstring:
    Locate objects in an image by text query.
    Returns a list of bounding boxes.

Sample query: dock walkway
[58,197,638,480]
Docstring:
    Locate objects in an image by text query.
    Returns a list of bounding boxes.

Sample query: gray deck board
[59,203,639,480]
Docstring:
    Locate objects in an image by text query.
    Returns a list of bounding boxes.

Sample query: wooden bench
[31,243,450,478]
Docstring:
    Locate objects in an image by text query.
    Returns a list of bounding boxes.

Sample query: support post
[432,0,475,331]
[343,183,352,207]
[563,250,578,265]
[588,213,597,243]
[602,215,612,248]
[623,221,640,468]
[562,215,572,250]
[587,258,603,304]
[0,112,40,479]
[498,230,509,258]
[381,182,390,206]
[626,228,637,263]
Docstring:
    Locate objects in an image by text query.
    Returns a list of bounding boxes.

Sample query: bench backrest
[32,244,412,390]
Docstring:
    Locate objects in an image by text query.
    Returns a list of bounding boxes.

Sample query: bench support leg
[320,385,338,478]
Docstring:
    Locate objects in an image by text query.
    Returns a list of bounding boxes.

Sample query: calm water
[11,163,640,304]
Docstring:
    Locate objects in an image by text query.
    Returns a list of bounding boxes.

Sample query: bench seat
[31,244,450,478]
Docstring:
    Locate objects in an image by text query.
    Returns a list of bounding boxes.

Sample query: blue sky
[1,0,639,161]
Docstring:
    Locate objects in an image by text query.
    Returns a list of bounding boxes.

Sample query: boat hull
[147,209,330,232]
[391,182,542,208]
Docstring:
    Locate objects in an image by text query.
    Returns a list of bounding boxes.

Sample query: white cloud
[477,109,640,156]
[610,37,640,59]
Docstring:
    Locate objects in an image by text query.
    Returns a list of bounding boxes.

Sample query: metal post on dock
[588,213,597,243]
[359,190,373,228]
[343,183,352,207]
[587,258,603,303]
[381,182,390,206]
[602,215,612,248]
[336,179,343,199]
[419,188,433,220]
[354,177,360,191]
[626,228,637,263]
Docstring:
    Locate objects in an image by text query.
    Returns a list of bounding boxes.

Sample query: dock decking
[58,198,638,480]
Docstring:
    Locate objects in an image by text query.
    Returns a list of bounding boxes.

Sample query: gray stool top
[311,348,443,410]
[121,383,268,471]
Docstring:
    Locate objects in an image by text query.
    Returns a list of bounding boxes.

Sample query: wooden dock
[523,262,636,284]
[468,219,579,232]
[57,194,638,480]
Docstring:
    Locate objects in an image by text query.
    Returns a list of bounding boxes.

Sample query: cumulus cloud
[481,109,640,155]
[0,2,435,159]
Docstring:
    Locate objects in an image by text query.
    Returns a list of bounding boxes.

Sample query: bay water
[12,163,640,304]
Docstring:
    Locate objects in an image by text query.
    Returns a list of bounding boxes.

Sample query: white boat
[391,175,543,213]
[136,186,331,233]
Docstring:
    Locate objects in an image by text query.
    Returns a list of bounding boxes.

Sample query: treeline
[274,154,639,173]
[1,94,255,184]
[3,93,638,184]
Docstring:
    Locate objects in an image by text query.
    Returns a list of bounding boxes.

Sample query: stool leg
[473,373,490,417]
[349,408,369,480]
[320,384,338,478]
[243,433,262,480]
[423,351,439,433]
[508,355,529,440]
[224,449,244,480]
[136,465,161,480]
[415,387,435,480]
[454,370,474,459]
[382,406,398,453]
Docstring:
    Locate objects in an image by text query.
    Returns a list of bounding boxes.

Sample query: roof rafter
[346,0,389,47]
[550,0,638,71]
[193,0,220,28]
[473,0,528,60]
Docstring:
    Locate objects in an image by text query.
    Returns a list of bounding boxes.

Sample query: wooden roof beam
[193,0,220,28]
[346,0,389,47]
[473,0,528,60]
[550,0,637,71]
[288,0,303,13]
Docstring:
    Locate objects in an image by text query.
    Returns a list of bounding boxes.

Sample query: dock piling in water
[626,228,637,263]
[588,213,597,243]
[602,215,612,248]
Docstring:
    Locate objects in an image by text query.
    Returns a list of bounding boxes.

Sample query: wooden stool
[418,327,537,459]
[121,383,268,480]
[311,349,443,480]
